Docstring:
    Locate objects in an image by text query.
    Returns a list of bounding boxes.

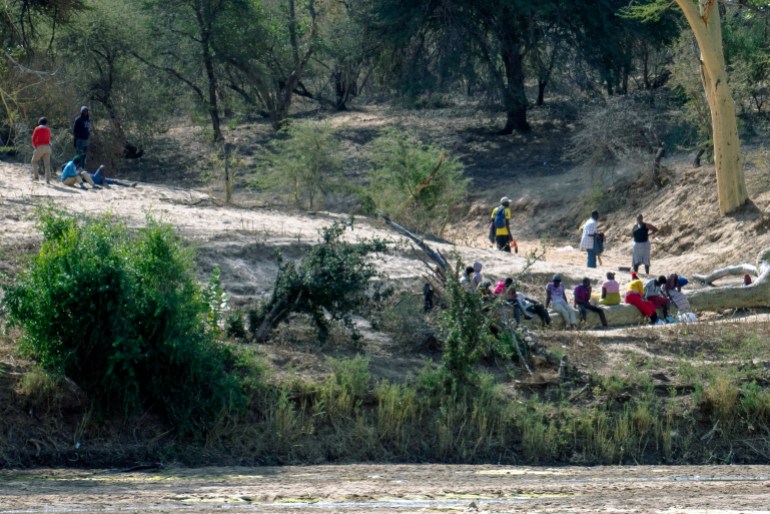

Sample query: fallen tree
[687,249,770,312]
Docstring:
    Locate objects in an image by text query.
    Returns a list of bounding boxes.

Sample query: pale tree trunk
[675,0,748,214]
[687,249,770,311]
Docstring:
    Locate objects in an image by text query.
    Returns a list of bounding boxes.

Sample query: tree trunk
[687,249,770,311]
[675,0,747,214]
[693,264,757,285]
[536,80,546,107]
[499,32,530,134]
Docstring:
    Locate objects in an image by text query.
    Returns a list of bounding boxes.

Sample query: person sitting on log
[599,271,621,305]
[625,272,663,325]
[666,274,698,323]
[574,277,609,329]
[504,282,529,326]
[644,275,670,320]
[546,274,577,329]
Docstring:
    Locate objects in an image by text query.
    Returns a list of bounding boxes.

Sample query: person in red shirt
[31,117,52,184]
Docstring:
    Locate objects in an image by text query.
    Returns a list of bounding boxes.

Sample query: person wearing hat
[579,210,600,268]
[600,271,621,305]
[30,117,52,184]
[72,105,91,168]
[545,274,577,329]
[490,196,517,253]
[61,155,97,190]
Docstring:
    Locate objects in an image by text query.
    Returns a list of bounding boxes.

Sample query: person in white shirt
[579,210,599,268]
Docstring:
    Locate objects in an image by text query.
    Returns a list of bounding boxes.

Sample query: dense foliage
[3,210,243,432]
[250,222,390,344]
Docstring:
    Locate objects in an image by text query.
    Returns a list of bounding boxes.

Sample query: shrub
[366,128,468,236]
[3,209,243,433]
[250,222,391,344]
[256,122,343,210]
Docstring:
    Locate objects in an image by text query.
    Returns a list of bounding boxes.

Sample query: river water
[2,464,770,513]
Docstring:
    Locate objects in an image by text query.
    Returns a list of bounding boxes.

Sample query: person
[632,214,659,275]
[459,266,475,291]
[477,280,493,297]
[579,211,599,268]
[61,155,97,190]
[643,275,669,319]
[490,196,517,253]
[504,282,528,325]
[625,272,662,325]
[666,273,698,323]
[73,105,91,168]
[546,274,577,329]
[599,271,621,305]
[88,165,137,188]
[744,274,753,286]
[493,277,513,295]
[574,277,608,328]
[422,283,434,312]
[471,261,484,290]
[30,117,52,184]
[514,290,551,327]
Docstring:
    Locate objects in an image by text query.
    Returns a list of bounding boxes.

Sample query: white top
[580,217,596,250]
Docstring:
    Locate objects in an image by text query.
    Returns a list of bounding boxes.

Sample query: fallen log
[687,248,770,312]
[516,302,659,330]
[692,264,757,286]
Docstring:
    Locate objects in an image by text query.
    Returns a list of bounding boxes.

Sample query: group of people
[597,270,696,324]
[458,262,552,327]
[454,256,698,330]
[30,107,136,190]
[578,211,659,273]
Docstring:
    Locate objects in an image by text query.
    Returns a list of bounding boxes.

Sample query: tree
[137,0,253,143]
[631,0,748,214]
[220,0,319,130]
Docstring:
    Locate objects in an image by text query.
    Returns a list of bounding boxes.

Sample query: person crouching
[61,155,97,190]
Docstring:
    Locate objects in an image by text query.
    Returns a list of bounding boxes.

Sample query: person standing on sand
[73,106,91,168]
[490,196,517,253]
[579,210,599,268]
[30,117,52,184]
[632,214,658,275]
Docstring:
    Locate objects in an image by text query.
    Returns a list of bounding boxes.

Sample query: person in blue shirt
[87,165,137,188]
[61,155,97,190]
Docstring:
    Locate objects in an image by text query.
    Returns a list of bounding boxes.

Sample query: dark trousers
[577,303,608,327]
[495,235,511,253]
[529,304,550,326]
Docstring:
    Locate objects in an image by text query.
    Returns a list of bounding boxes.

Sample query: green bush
[256,122,343,210]
[250,222,390,345]
[3,210,243,433]
[366,128,468,236]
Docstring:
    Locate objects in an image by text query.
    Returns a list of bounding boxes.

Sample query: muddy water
[2,464,770,513]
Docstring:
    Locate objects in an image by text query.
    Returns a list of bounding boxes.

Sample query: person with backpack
[490,196,517,253]
[579,210,599,268]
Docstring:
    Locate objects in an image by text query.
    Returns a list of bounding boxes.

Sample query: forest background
[3,0,770,468]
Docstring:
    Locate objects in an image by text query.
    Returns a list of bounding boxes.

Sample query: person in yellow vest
[490,196,517,253]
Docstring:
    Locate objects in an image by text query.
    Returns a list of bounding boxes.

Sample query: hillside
[3,102,770,466]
